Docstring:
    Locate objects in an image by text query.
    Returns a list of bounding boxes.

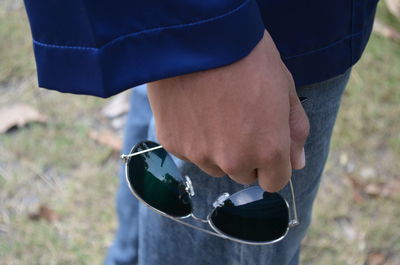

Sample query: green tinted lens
[210,186,289,243]
[126,141,192,217]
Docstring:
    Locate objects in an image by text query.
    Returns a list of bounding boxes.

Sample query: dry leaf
[373,19,400,42]
[365,183,382,197]
[89,130,122,152]
[367,252,387,265]
[386,0,400,20]
[28,204,58,222]
[0,104,47,133]
[364,178,400,199]
[346,173,365,203]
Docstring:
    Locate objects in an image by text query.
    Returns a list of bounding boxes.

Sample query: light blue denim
[105,69,351,265]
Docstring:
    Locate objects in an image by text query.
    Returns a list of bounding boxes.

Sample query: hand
[147,30,309,192]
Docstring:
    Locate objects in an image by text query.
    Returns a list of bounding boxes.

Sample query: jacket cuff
[32,0,265,97]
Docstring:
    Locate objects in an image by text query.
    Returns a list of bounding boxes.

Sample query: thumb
[289,87,310,169]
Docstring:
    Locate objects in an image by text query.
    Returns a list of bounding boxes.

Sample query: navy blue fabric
[23,0,379,97]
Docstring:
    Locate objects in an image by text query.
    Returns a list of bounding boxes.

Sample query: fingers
[192,151,258,184]
[256,145,292,192]
[289,87,310,169]
[187,151,227,178]
[226,170,257,185]
[194,163,226,178]
[291,146,306,170]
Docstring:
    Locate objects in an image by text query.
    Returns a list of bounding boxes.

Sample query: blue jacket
[24,0,379,98]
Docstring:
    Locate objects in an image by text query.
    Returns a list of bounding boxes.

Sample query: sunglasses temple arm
[288,179,300,227]
[289,96,306,226]
[120,145,164,162]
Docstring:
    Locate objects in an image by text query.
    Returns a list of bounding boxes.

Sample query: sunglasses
[121,141,300,245]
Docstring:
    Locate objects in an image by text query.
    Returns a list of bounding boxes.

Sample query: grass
[0,0,35,85]
[0,1,399,265]
[301,3,400,264]
[0,2,119,264]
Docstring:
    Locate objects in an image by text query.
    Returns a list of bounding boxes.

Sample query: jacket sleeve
[23,0,265,98]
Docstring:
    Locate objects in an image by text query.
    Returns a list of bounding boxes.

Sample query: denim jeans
[105,69,351,265]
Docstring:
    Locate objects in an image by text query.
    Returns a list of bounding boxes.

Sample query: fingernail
[299,148,306,168]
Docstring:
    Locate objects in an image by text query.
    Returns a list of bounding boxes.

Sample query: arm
[24,1,309,191]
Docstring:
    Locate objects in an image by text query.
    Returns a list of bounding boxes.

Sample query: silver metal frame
[122,144,300,245]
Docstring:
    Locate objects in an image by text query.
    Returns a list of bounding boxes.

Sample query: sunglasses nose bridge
[184,175,195,196]
[212,193,230,208]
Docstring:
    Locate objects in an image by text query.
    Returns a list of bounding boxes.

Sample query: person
[23,1,379,264]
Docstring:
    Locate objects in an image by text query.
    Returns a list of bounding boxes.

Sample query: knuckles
[259,180,287,193]
[159,134,293,192]
[158,138,176,154]
[189,151,210,166]
[217,154,247,176]
[291,115,310,143]
[231,175,257,185]
[157,135,186,161]
[256,143,289,164]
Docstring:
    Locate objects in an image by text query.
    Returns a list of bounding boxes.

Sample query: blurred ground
[0,1,399,265]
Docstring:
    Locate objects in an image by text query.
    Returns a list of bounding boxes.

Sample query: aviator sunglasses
[121,140,301,245]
